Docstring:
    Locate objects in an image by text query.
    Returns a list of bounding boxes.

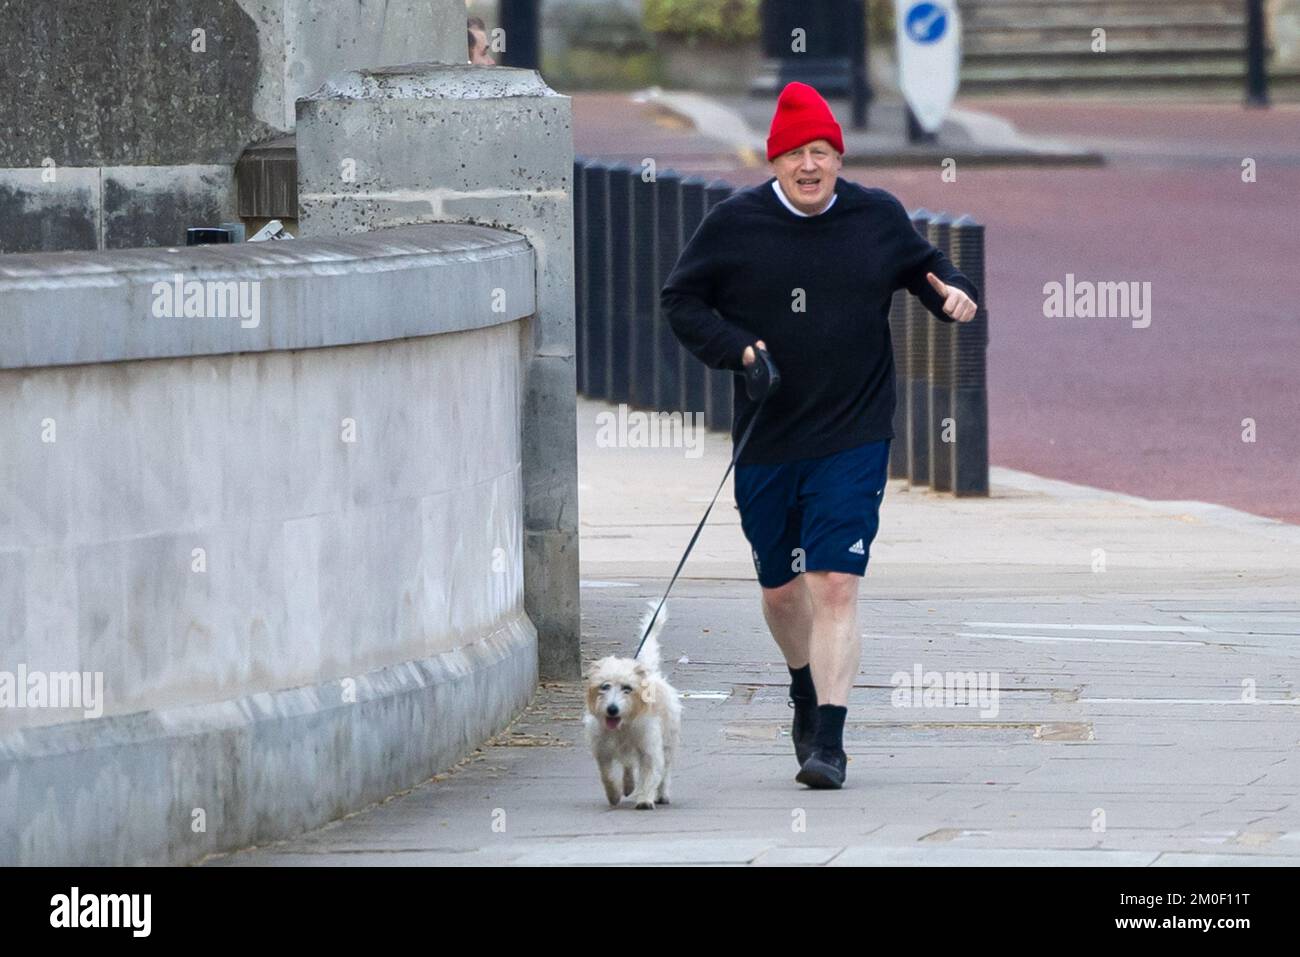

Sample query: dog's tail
[636,598,667,670]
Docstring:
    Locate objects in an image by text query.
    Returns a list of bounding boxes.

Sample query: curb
[991,466,1300,545]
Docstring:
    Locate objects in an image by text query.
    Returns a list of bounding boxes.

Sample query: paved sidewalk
[207,397,1300,866]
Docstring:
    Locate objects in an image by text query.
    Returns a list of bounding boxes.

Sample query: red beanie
[766,82,845,161]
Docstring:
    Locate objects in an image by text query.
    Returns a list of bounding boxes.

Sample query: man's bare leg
[788,570,860,787]
[760,576,814,668]
[762,575,819,765]
[802,571,861,706]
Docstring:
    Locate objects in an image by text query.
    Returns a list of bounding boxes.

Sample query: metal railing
[574,157,988,495]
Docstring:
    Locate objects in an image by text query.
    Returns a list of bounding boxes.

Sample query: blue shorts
[733,439,890,589]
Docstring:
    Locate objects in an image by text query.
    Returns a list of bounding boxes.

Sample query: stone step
[961,57,1251,85]
[963,12,1244,30]
[958,0,1241,15]
[959,1,1243,29]
[965,37,1248,58]
[964,21,1245,53]
[953,0,1257,93]
[960,73,1298,96]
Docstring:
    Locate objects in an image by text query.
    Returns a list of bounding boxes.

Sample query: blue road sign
[905,2,948,45]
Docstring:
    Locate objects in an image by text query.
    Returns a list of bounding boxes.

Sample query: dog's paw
[656,794,671,805]
[634,800,655,810]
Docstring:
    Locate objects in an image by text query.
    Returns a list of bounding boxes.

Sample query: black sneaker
[795,747,847,789]
[788,695,818,766]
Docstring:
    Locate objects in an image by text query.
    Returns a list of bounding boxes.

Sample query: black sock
[813,705,847,752]
[788,664,816,702]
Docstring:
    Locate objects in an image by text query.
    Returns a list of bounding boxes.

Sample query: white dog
[583,600,683,809]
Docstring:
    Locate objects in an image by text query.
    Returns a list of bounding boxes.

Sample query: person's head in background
[467,17,496,65]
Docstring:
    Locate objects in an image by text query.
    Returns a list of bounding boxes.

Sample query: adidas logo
[848,539,865,555]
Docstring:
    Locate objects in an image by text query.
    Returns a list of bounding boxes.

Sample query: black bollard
[703,180,736,433]
[678,176,710,420]
[850,0,873,130]
[905,208,932,488]
[630,169,658,410]
[606,163,635,406]
[574,157,587,395]
[950,215,990,496]
[887,285,908,479]
[498,0,540,70]
[582,161,611,400]
[927,212,954,493]
[1246,0,1270,108]
[653,169,684,413]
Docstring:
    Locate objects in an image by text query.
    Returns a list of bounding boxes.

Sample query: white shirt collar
[772,179,837,217]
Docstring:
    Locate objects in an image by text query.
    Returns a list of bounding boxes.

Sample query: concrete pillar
[430,0,472,64]
[296,62,580,678]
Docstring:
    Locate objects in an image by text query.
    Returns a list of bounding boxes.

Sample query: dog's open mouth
[604,716,621,730]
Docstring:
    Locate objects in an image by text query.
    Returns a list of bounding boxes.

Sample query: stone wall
[0,223,540,864]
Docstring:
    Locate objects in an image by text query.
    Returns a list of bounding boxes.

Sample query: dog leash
[633,349,780,660]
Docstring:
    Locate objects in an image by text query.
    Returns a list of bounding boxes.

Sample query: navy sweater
[661,177,979,465]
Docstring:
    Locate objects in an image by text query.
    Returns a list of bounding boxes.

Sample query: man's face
[771,140,842,214]
[470,28,496,65]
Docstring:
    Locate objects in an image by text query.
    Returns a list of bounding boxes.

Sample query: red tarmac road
[574,95,1300,524]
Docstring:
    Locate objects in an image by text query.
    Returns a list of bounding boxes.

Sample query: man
[468,16,496,65]
[661,82,978,789]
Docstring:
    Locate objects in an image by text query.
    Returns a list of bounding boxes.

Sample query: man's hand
[927,273,977,323]
[742,339,768,367]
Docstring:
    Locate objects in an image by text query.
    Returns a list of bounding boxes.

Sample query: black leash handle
[634,351,774,657]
